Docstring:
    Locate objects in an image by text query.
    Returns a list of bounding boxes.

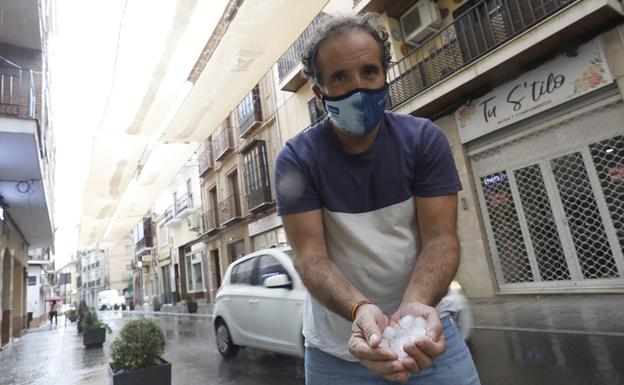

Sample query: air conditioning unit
[187,212,200,230]
[400,0,442,46]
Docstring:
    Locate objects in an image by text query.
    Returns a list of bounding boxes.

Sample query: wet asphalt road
[1,310,623,384]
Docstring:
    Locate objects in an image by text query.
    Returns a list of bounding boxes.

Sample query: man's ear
[312,84,322,100]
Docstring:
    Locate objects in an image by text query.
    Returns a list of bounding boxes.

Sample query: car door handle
[248,299,259,305]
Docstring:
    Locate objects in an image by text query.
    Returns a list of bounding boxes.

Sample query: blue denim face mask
[321,85,388,135]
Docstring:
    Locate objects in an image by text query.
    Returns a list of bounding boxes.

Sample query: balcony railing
[238,87,263,137]
[219,194,242,226]
[202,208,218,233]
[0,64,35,119]
[213,123,234,161]
[136,236,153,252]
[246,186,273,214]
[164,206,174,222]
[277,14,324,84]
[387,0,576,109]
[198,144,214,176]
[175,193,193,215]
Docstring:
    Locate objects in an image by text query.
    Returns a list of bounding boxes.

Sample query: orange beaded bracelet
[351,299,373,321]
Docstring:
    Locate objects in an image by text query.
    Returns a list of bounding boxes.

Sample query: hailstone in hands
[378,315,430,360]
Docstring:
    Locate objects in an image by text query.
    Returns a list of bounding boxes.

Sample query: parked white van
[97,289,125,310]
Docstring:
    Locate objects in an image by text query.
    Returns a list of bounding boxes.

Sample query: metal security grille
[514,164,571,281]
[480,172,533,283]
[551,152,619,279]
[471,98,624,291]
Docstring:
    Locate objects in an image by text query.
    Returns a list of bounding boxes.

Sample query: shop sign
[455,38,613,143]
[248,212,282,237]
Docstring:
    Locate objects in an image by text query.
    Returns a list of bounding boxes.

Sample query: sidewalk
[471,293,624,335]
[0,316,108,385]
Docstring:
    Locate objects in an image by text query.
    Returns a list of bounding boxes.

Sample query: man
[274,13,481,385]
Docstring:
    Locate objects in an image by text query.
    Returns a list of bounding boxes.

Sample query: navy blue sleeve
[412,121,463,197]
[274,143,322,216]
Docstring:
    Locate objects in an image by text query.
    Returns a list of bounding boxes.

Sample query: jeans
[305,315,481,385]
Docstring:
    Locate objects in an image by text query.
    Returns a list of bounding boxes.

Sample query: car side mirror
[263,274,292,289]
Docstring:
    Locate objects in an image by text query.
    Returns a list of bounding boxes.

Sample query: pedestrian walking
[275,13,481,384]
[49,301,58,328]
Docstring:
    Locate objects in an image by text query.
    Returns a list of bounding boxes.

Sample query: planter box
[83,327,106,348]
[108,357,171,385]
[187,302,198,314]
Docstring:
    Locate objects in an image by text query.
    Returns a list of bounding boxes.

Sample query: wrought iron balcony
[135,235,153,252]
[198,144,214,177]
[238,86,263,137]
[246,186,273,214]
[387,0,577,109]
[276,14,324,91]
[219,194,242,226]
[213,123,234,161]
[202,208,219,234]
[164,206,174,223]
[175,193,193,216]
[0,64,36,119]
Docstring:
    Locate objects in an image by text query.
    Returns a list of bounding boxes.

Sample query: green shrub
[111,319,166,371]
[78,300,89,319]
[66,309,78,321]
[81,310,112,333]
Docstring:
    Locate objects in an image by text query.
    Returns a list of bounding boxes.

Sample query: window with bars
[238,85,262,137]
[242,140,272,213]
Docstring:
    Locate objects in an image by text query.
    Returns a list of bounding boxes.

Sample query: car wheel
[215,320,239,359]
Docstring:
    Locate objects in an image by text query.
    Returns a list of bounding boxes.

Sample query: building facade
[77,250,106,308]
[197,69,284,302]
[1,0,55,347]
[27,259,52,327]
[153,156,204,305]
[55,258,78,308]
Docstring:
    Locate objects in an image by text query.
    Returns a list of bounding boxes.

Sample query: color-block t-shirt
[274,111,463,361]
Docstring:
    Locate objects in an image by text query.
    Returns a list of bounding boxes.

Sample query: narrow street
[2,305,624,385]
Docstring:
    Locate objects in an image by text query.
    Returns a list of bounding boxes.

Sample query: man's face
[315,29,385,97]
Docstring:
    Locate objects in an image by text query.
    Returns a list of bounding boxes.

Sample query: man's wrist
[351,299,373,321]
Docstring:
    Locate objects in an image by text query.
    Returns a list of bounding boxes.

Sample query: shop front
[456,38,624,293]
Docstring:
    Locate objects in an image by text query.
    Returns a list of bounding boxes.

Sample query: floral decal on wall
[457,103,476,129]
[572,56,607,94]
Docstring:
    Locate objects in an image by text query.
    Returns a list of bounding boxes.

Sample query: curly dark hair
[301,13,392,87]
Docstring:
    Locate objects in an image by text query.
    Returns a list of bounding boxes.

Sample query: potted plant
[121,303,127,310]
[82,310,112,348]
[185,295,197,314]
[129,300,135,311]
[114,303,120,310]
[67,309,78,322]
[77,300,89,333]
[152,296,161,312]
[108,319,170,385]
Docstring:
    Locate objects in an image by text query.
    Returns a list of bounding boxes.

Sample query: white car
[213,248,473,359]
[213,248,305,358]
